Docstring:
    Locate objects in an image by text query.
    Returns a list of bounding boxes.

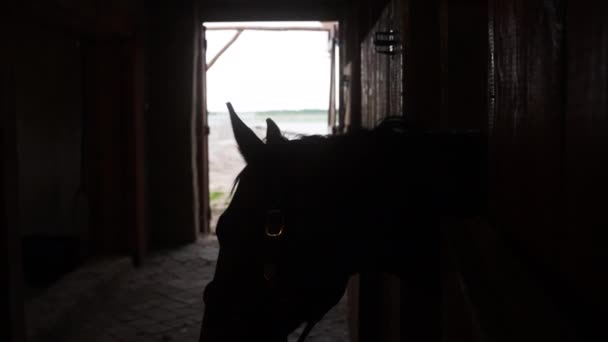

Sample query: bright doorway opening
[204,21,339,232]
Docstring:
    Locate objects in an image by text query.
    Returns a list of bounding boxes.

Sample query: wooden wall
[8,0,146,276]
[563,4,608,330]
[1,62,26,342]
[357,2,405,341]
[10,0,202,257]
[82,40,136,256]
[350,0,607,341]
[199,0,344,22]
[441,1,488,340]
[145,0,201,246]
[450,0,607,341]
[2,2,26,341]
[361,0,404,128]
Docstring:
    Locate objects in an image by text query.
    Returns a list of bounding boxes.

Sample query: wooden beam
[206,26,331,32]
[22,2,136,38]
[206,29,243,71]
[1,3,25,338]
[205,25,336,71]
[328,28,337,130]
[199,3,343,22]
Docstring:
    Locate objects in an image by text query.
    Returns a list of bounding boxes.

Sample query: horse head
[199,103,351,341]
[199,103,488,341]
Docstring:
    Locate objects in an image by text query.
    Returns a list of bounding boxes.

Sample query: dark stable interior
[2,1,607,342]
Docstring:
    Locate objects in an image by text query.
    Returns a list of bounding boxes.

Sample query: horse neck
[328,135,415,276]
[331,130,485,277]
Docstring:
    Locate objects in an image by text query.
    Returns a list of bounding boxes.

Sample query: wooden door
[1,29,26,342]
[83,40,132,257]
[197,25,211,234]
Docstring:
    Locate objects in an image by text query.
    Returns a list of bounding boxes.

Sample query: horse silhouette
[199,103,487,341]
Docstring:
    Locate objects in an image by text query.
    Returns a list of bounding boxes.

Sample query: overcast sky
[204,22,333,113]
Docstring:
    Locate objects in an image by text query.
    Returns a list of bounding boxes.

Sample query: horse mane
[230,116,413,195]
[273,116,486,217]
[282,116,413,158]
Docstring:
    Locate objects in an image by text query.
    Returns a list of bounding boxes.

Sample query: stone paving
[62,235,349,342]
[51,114,347,342]
[25,256,133,342]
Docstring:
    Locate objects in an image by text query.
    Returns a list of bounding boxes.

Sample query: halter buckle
[265,209,285,237]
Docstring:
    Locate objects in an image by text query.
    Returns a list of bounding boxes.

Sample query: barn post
[1,71,26,342]
[1,2,26,340]
[130,0,148,265]
[328,25,338,132]
[440,0,488,340]
[145,0,201,246]
[563,1,608,337]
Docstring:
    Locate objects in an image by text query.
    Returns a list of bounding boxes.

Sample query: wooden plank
[358,3,406,341]
[449,218,568,341]
[206,26,330,32]
[564,1,608,338]
[402,0,442,129]
[21,1,137,38]
[441,222,484,342]
[399,1,442,341]
[360,1,399,128]
[492,0,566,248]
[344,2,364,131]
[387,0,404,119]
[347,275,361,342]
[446,0,487,131]
[328,28,338,130]
[1,77,26,342]
[131,6,148,264]
[492,0,566,286]
[119,27,148,265]
[206,29,243,71]
[439,0,487,341]
[146,1,200,245]
[338,22,348,133]
[199,2,343,22]
[197,23,211,234]
[470,0,598,340]
[1,2,25,338]
[83,40,130,255]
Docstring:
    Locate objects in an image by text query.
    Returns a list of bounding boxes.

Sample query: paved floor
[59,115,346,342]
[64,235,349,342]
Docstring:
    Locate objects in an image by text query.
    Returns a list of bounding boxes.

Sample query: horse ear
[266,118,286,144]
[227,102,264,163]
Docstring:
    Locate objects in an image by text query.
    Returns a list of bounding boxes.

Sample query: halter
[264,207,320,342]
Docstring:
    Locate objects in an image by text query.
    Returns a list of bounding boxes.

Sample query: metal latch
[374,30,401,55]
